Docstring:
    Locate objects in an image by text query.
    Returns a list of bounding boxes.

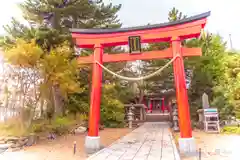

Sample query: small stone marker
[202,92,210,109]
[73,141,76,154]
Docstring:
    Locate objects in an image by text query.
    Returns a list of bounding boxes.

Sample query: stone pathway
[88,122,180,160]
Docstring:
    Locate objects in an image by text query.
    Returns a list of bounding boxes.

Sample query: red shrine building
[138,96,169,113]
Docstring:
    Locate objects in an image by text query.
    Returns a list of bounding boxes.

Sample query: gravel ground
[0,128,132,160]
[180,130,240,160]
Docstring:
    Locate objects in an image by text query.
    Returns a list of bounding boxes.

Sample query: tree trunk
[40,98,44,118]
[3,85,9,122]
[138,88,144,104]
[52,85,64,116]
[46,85,55,121]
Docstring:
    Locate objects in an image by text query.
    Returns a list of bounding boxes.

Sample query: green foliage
[186,34,232,120]
[211,95,234,120]
[35,27,70,51]
[79,114,88,122]
[187,35,225,96]
[221,126,240,134]
[67,94,89,115]
[110,82,135,103]
[185,33,240,121]
[168,7,187,22]
[142,8,187,99]
[0,116,30,136]
[20,0,122,30]
[6,2,240,131]
[3,17,36,41]
[100,84,125,128]
[1,0,122,49]
[30,116,76,135]
[1,0,129,125]
[50,116,73,135]
[1,20,69,51]
[215,53,240,119]
[30,122,44,133]
[145,8,238,122]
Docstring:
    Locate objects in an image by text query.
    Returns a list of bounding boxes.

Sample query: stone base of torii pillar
[178,137,196,155]
[85,136,101,154]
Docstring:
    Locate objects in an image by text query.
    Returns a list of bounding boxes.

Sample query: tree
[135,8,236,123]
[185,33,228,119]
[1,0,131,123]
[2,0,122,50]
[100,84,126,127]
[214,52,240,119]
[3,39,82,119]
[20,0,121,30]
[168,7,187,22]
[138,8,187,100]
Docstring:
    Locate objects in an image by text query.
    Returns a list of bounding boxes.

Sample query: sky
[0,0,239,49]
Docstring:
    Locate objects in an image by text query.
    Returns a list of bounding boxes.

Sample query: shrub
[30,116,76,136]
[79,114,88,122]
[49,116,74,135]
[100,84,125,128]
[65,83,128,128]
[66,94,89,116]
[0,116,29,136]
[31,122,45,133]
[221,125,240,134]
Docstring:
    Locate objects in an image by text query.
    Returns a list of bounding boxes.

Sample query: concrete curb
[169,131,181,160]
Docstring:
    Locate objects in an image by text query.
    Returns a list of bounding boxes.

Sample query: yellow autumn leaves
[3,39,83,98]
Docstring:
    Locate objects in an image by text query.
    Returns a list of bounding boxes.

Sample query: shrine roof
[70,11,210,34]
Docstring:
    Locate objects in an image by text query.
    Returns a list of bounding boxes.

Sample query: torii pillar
[172,37,194,153]
[70,11,210,154]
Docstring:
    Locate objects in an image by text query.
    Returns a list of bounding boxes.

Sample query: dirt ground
[3,128,240,160]
[0,128,132,160]
[179,130,240,160]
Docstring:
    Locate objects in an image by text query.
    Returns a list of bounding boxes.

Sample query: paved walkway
[88,122,180,160]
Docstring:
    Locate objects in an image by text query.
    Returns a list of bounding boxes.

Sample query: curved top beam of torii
[71,11,210,48]
[71,11,210,34]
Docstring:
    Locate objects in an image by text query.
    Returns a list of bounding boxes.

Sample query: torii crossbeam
[70,11,210,154]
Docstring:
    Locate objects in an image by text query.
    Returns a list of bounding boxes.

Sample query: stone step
[146,114,170,122]
[126,120,145,128]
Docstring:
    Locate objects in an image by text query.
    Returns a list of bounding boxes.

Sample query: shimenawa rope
[95,54,180,81]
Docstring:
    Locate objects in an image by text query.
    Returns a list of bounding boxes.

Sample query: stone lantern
[127,104,135,129]
[172,102,179,132]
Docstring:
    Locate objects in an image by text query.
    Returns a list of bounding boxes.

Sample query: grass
[0,113,88,137]
[0,116,29,137]
[221,125,240,134]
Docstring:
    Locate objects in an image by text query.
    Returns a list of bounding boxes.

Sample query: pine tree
[0,0,126,118]
[20,0,122,30]
[2,0,121,51]
[141,8,187,99]
[168,7,187,22]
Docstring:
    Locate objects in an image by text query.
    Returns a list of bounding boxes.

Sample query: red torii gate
[70,11,210,153]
